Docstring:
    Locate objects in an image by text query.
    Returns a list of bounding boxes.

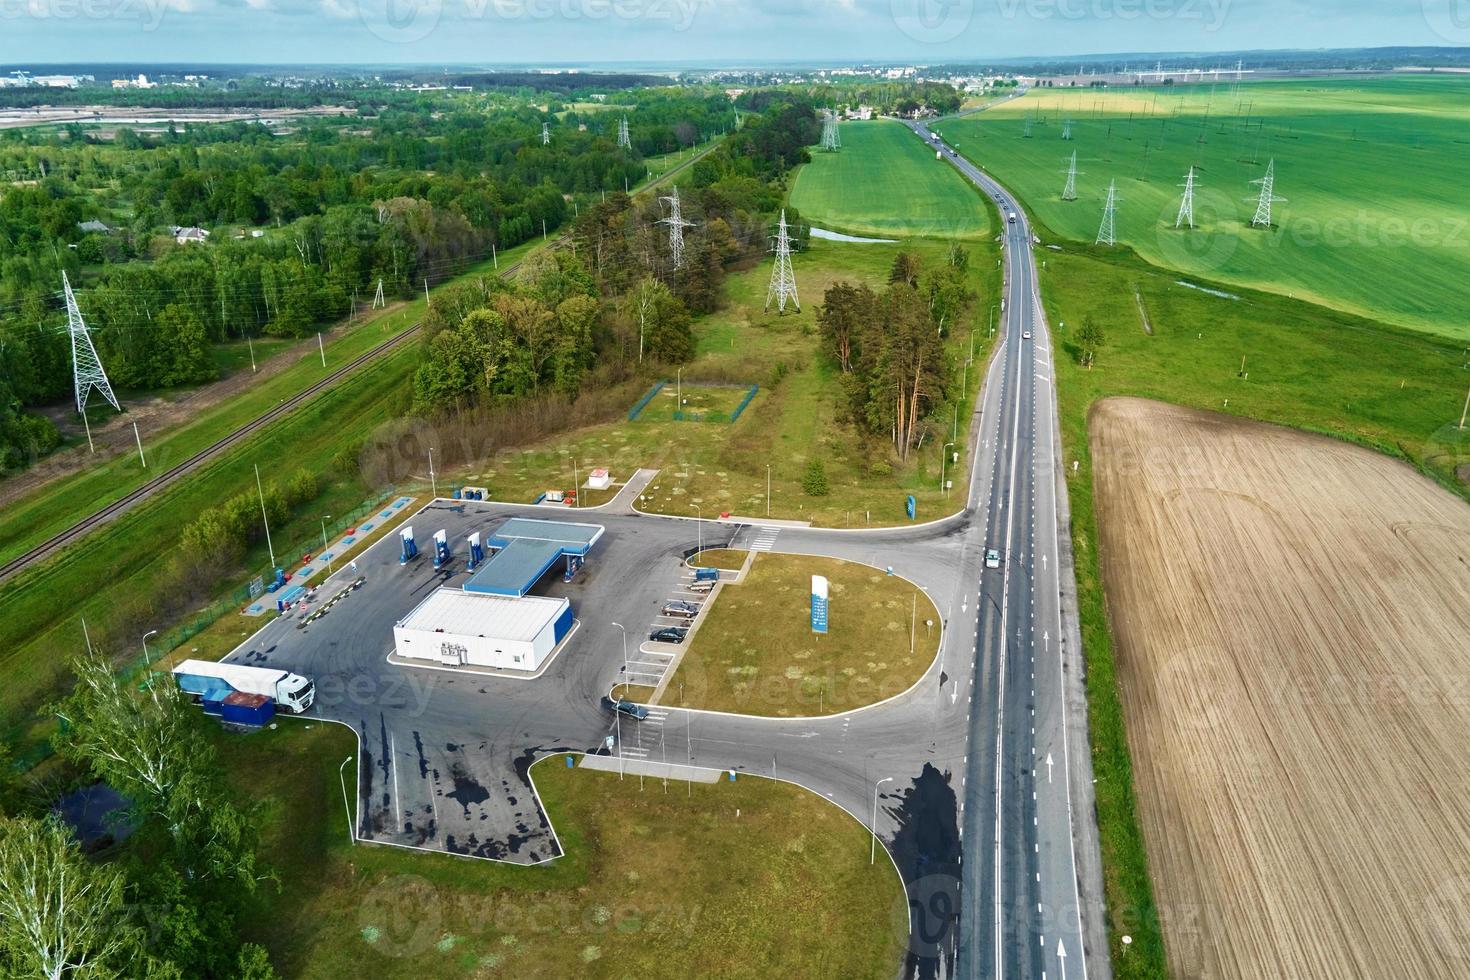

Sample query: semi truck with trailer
[172,660,315,715]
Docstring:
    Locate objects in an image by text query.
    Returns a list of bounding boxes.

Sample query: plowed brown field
[1092,396,1470,980]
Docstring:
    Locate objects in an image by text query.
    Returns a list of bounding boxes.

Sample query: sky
[0,0,1466,66]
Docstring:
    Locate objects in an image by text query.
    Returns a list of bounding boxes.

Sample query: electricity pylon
[820,109,841,151]
[1249,158,1283,228]
[373,279,386,309]
[1023,114,1033,138]
[64,272,119,414]
[542,122,550,146]
[658,185,696,270]
[617,116,631,150]
[1062,150,1081,201]
[764,210,800,314]
[1096,180,1120,246]
[1175,167,1198,229]
[1062,118,1073,140]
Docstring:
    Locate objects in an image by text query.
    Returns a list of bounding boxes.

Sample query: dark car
[601,696,649,720]
[649,626,688,644]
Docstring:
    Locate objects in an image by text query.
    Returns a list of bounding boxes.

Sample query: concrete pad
[576,755,721,783]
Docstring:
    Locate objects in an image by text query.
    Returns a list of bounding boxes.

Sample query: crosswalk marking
[751,527,781,552]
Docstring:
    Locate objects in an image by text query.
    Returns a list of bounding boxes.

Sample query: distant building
[171,226,210,245]
[77,220,113,234]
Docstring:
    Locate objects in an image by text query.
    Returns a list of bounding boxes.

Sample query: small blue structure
[695,567,719,583]
[466,532,486,572]
[431,529,450,569]
[399,527,418,565]
[811,574,829,634]
[906,495,917,520]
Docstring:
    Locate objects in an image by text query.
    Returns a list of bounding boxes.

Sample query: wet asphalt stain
[377,715,392,817]
[445,763,490,818]
[356,717,375,840]
[412,731,429,779]
[888,762,961,980]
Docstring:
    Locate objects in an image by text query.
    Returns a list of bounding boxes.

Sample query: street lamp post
[611,622,629,686]
[766,464,771,517]
[338,756,355,846]
[320,516,333,575]
[142,629,158,667]
[989,304,997,338]
[691,505,702,554]
[871,776,895,864]
[428,447,437,499]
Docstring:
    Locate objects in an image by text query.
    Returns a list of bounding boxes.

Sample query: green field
[944,77,1470,339]
[665,553,939,716]
[223,724,907,979]
[789,118,993,239]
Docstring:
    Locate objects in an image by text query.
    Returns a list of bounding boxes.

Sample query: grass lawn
[945,76,1470,339]
[221,723,908,979]
[1033,237,1470,980]
[789,118,994,239]
[690,548,746,571]
[663,553,939,716]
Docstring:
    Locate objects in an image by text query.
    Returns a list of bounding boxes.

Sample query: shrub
[802,458,829,497]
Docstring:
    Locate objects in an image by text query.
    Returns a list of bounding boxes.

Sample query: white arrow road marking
[1042,554,1048,571]
[1058,940,1068,980]
[1043,630,1050,650]
[1046,753,1054,784]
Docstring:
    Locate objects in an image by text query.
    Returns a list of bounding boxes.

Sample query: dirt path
[0,302,410,508]
[1092,396,1470,980]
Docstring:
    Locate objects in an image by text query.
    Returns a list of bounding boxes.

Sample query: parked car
[650,626,688,644]
[601,696,649,720]
[985,549,1001,569]
[662,600,700,618]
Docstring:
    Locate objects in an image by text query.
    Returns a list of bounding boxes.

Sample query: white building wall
[393,615,557,671]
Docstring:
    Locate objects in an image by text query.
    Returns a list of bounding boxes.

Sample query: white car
[1022,330,1032,340]
[985,549,1001,569]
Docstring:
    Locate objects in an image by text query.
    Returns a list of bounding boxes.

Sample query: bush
[801,458,829,497]
[284,468,318,508]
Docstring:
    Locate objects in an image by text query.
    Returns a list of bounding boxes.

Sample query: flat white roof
[398,589,566,642]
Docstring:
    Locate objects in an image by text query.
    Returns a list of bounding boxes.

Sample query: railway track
[0,140,720,589]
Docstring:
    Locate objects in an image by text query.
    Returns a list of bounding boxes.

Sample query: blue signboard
[906,495,917,520]
[811,575,829,634]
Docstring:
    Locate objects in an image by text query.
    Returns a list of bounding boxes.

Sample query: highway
[217,124,1110,979]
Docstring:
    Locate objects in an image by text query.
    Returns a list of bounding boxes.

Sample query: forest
[0,86,738,471]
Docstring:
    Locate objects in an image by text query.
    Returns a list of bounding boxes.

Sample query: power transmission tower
[1023,114,1033,138]
[1249,158,1283,227]
[63,272,120,414]
[1175,166,1198,229]
[1062,117,1073,140]
[658,185,696,270]
[373,278,386,309]
[1062,150,1081,201]
[1096,180,1120,246]
[617,116,631,150]
[820,109,841,151]
[542,122,550,146]
[764,209,800,314]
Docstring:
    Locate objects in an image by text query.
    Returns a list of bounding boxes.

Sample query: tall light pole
[320,515,333,575]
[611,622,629,686]
[871,776,895,864]
[941,441,956,497]
[989,304,997,339]
[142,629,158,667]
[338,756,355,846]
[427,447,438,499]
[691,504,702,554]
[254,463,276,569]
[766,464,771,517]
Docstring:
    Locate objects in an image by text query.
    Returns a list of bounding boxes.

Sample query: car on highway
[649,626,688,644]
[662,600,701,619]
[1022,330,1032,340]
[985,549,1001,569]
[601,696,649,721]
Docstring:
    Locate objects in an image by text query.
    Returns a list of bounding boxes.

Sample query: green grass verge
[666,553,939,716]
[789,118,994,239]
[944,76,1470,339]
[219,723,908,978]
[1033,236,1470,979]
[689,548,746,571]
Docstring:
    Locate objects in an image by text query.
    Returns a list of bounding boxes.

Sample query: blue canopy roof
[463,518,604,597]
